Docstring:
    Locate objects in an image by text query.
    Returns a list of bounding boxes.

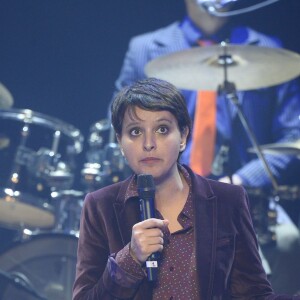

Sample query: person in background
[73,77,300,300]
[111,0,300,294]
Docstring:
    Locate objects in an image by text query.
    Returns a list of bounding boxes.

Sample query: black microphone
[196,0,238,15]
[137,174,159,281]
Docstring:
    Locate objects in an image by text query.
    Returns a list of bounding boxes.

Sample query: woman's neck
[154,169,189,232]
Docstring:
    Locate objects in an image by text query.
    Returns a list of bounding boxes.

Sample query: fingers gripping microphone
[137,174,159,281]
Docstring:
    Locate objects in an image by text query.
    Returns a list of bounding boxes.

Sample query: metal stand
[217,42,279,192]
[0,270,47,300]
[217,42,280,248]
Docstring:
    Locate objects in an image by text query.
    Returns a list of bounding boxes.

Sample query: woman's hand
[130,218,169,264]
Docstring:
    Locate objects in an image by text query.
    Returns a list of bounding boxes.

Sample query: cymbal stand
[217,42,279,192]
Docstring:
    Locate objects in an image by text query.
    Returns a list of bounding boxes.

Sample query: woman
[73,78,295,299]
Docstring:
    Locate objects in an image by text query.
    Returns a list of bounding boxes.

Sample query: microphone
[197,0,238,12]
[196,0,279,17]
[137,174,159,282]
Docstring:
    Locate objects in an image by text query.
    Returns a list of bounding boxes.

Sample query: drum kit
[0,82,131,299]
[0,42,299,299]
[0,104,84,299]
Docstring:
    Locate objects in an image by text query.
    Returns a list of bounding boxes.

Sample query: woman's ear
[116,134,125,156]
[180,127,189,152]
[181,127,189,142]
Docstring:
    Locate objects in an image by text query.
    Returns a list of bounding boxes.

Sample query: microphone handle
[139,197,159,281]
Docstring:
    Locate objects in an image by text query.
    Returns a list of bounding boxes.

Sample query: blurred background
[0,0,299,138]
[1,0,300,188]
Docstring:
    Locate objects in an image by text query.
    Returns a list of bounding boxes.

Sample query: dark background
[0,0,300,188]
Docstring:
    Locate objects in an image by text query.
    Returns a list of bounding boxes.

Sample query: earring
[179,143,186,152]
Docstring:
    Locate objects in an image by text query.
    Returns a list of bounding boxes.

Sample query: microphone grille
[137,174,155,191]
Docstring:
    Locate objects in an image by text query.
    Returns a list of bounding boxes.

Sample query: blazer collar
[150,21,188,49]
[113,176,140,245]
[186,166,218,300]
[113,168,218,300]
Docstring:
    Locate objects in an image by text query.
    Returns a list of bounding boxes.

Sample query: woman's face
[185,0,229,36]
[117,107,188,183]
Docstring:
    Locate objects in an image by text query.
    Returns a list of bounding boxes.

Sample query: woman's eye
[130,128,141,136]
[157,126,168,134]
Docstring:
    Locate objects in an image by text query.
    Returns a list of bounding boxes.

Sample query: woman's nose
[143,133,156,151]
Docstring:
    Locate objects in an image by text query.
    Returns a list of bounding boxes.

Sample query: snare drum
[0,232,78,300]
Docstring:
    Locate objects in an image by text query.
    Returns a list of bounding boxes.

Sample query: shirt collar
[180,16,203,46]
[124,174,138,202]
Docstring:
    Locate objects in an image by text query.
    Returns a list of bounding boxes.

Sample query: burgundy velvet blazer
[73,166,295,300]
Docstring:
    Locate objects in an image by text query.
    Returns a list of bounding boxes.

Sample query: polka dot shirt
[116,165,199,299]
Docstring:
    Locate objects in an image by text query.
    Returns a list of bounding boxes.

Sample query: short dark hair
[111,78,192,145]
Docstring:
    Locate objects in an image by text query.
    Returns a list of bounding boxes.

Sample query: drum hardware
[89,118,111,144]
[211,143,230,176]
[248,139,300,158]
[246,187,277,247]
[50,190,84,236]
[0,108,84,154]
[0,188,55,230]
[145,41,300,192]
[145,43,300,91]
[0,108,84,231]
[0,232,78,300]
[271,185,300,201]
[81,144,126,191]
[191,42,280,195]
[82,119,132,191]
[144,42,300,243]
[0,270,47,300]
[25,147,74,191]
[81,162,103,190]
[215,42,287,245]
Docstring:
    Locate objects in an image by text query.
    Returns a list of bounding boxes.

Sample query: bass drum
[0,232,78,300]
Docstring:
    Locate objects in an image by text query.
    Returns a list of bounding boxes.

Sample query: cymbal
[248,140,300,156]
[0,82,13,108]
[145,44,300,91]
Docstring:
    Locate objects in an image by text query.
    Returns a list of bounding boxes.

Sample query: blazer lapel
[113,199,140,246]
[191,172,218,300]
[148,22,190,59]
[112,178,153,300]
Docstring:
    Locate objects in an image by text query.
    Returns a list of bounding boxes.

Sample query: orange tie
[190,90,216,176]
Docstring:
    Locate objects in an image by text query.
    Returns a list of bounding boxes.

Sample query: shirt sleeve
[109,242,146,287]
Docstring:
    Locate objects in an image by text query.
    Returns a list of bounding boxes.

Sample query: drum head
[0,233,78,300]
[0,188,55,229]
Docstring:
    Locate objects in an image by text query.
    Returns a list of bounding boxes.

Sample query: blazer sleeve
[72,192,144,300]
